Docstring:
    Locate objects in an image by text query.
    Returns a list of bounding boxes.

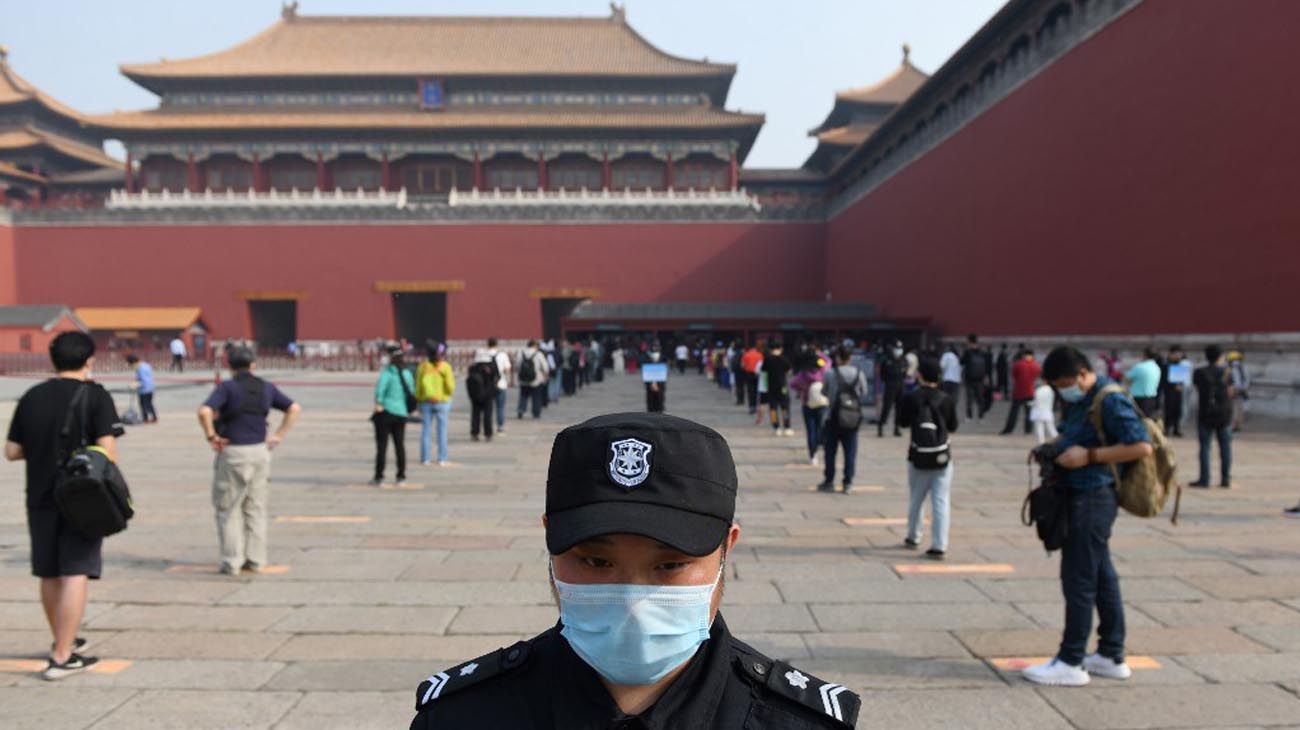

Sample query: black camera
[1030,442,1064,484]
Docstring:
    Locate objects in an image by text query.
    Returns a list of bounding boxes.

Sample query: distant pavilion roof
[0,127,122,169]
[120,8,735,89]
[0,160,46,184]
[0,305,85,331]
[0,48,92,123]
[74,307,205,331]
[87,106,764,133]
[834,54,929,106]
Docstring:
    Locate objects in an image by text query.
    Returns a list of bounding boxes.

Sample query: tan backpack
[1088,384,1181,523]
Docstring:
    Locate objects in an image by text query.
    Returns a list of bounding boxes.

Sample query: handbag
[396,365,417,414]
[52,384,134,539]
[1021,451,1068,553]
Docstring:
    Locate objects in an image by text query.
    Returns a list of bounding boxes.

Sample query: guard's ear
[541,514,548,529]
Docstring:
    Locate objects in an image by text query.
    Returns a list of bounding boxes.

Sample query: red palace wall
[0,222,15,306]
[826,0,1300,336]
[14,222,824,340]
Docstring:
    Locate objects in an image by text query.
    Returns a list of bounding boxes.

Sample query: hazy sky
[4,0,1004,167]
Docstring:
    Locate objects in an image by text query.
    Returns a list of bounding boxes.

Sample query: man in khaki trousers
[197,347,300,576]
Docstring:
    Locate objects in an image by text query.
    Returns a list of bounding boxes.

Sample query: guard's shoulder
[412,636,536,713]
[729,638,860,728]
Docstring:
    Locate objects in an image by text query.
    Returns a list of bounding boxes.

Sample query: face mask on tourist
[1057,384,1085,403]
[554,564,721,685]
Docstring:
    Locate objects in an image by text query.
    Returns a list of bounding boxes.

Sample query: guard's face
[548,526,741,620]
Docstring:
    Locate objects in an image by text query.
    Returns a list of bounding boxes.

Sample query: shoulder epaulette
[413,639,532,712]
[738,655,860,728]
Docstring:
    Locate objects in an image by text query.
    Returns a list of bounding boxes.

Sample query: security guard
[410,412,860,728]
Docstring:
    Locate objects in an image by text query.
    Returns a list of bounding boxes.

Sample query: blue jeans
[802,405,825,459]
[420,401,450,463]
[1197,421,1232,484]
[907,463,952,551]
[495,389,508,428]
[1057,486,1125,666]
[822,425,859,485]
[548,375,562,402]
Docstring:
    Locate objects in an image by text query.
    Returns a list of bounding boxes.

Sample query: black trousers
[878,383,903,435]
[562,369,577,396]
[964,381,988,419]
[676,359,687,375]
[646,383,666,413]
[940,382,961,411]
[1001,398,1033,434]
[471,400,494,439]
[1134,396,1160,419]
[1163,388,1183,435]
[733,369,746,405]
[373,413,406,481]
[745,372,759,412]
[139,391,157,422]
[171,354,184,372]
[518,385,543,418]
[1058,486,1125,666]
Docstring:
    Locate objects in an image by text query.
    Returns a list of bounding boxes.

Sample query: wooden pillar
[186,153,200,193]
[251,154,263,192]
[315,152,327,191]
[381,152,391,192]
[728,152,739,191]
[602,151,612,191]
[665,152,675,190]
[124,150,135,193]
[473,151,484,191]
[537,155,548,191]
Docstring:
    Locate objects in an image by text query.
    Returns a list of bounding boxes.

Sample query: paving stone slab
[811,602,1033,631]
[1235,624,1300,651]
[1181,575,1300,600]
[799,657,1004,691]
[263,661,432,692]
[1175,653,1300,683]
[16,659,287,691]
[0,687,137,730]
[89,689,302,730]
[220,580,550,606]
[94,631,293,660]
[269,605,458,635]
[1134,600,1300,627]
[87,604,293,632]
[775,578,987,604]
[272,691,412,730]
[720,603,820,633]
[803,631,972,660]
[1039,683,1300,729]
[854,688,1073,730]
[1013,601,1164,629]
[271,633,527,662]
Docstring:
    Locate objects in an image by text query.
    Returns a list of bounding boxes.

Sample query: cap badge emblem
[609,438,653,488]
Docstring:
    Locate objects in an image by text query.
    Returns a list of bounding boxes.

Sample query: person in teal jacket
[371,347,416,486]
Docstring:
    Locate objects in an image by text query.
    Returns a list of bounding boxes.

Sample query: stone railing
[448,187,761,212]
[106,187,408,210]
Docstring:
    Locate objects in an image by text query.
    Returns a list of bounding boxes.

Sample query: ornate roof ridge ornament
[610,2,626,23]
[282,1,300,21]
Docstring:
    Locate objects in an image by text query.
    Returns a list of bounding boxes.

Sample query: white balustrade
[106,187,408,210]
[448,187,760,211]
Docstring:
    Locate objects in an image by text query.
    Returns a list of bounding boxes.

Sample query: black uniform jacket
[410,614,859,729]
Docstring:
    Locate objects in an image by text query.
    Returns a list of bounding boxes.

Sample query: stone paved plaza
[2,369,1299,729]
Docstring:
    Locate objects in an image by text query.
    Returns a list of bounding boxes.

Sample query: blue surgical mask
[1058,385,1085,403]
[554,564,721,685]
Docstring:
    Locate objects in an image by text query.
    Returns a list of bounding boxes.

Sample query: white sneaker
[783,428,795,436]
[1083,653,1132,679]
[1022,658,1090,686]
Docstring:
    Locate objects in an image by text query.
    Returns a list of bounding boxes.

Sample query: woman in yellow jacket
[416,341,456,466]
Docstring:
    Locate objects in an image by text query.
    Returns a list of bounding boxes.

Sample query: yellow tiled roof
[120,13,734,80]
[0,127,122,170]
[74,307,203,331]
[836,60,929,105]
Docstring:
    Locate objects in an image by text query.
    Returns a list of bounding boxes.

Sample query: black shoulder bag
[1021,445,1068,553]
[53,384,134,538]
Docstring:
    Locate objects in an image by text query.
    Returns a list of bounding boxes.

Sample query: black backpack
[963,350,987,381]
[466,362,495,403]
[53,384,134,539]
[832,368,864,431]
[909,394,951,470]
[518,353,537,384]
[1199,366,1232,427]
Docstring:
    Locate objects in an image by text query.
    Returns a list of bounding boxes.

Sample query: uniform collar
[553,614,733,729]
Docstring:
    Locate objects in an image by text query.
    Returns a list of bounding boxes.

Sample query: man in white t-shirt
[939,345,962,409]
[487,338,512,435]
[169,336,187,372]
[674,343,689,375]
